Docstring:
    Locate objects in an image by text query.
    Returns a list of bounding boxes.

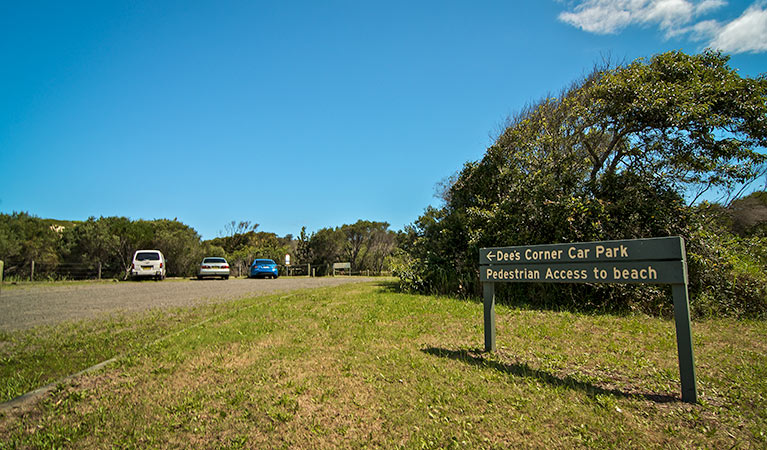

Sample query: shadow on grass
[422,346,679,404]
[375,280,403,294]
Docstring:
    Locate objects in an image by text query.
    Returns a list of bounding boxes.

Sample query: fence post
[98,262,102,280]
[0,259,4,296]
[31,260,35,282]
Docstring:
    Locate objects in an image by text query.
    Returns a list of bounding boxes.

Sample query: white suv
[130,250,167,280]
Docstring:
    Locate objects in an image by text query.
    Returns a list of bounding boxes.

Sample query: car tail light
[160,262,163,268]
[223,265,229,269]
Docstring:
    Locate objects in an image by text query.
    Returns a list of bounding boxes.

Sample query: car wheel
[197,275,203,280]
[223,275,229,280]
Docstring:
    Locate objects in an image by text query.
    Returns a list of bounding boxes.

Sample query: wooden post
[483,283,496,352]
[98,262,102,280]
[30,260,35,282]
[672,282,697,403]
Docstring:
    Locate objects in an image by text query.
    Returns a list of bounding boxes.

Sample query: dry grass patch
[1,282,766,448]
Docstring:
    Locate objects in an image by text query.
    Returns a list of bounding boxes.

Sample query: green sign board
[480,236,685,265]
[482,261,686,284]
[479,236,697,403]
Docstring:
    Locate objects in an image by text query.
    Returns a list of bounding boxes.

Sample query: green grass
[1,281,766,448]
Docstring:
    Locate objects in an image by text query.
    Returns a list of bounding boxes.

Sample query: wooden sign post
[479,236,697,403]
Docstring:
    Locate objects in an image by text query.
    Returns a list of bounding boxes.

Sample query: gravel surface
[0,277,376,332]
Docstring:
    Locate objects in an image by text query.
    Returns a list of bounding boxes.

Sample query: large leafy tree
[580,50,767,202]
[401,50,767,314]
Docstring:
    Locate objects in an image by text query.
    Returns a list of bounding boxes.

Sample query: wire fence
[0,260,106,282]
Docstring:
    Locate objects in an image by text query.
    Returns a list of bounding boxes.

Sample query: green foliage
[0,212,62,275]
[1,214,204,278]
[0,214,400,280]
[585,50,767,197]
[686,206,767,318]
[210,229,293,272]
[400,50,767,318]
[151,219,204,277]
[304,220,398,275]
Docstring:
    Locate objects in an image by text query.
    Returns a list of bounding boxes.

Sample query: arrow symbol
[486,251,495,261]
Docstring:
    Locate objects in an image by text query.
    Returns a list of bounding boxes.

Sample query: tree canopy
[398,50,767,317]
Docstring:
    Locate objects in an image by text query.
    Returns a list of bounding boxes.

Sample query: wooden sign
[479,236,697,403]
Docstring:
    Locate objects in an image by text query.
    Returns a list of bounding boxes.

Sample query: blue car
[249,259,279,279]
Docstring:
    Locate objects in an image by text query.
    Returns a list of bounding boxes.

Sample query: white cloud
[558,0,724,35]
[559,0,767,53]
[696,0,727,14]
[688,19,722,41]
[708,3,767,53]
[558,1,634,34]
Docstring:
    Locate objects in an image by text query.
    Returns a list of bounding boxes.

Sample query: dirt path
[0,277,376,332]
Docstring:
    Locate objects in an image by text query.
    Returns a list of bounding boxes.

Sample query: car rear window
[203,258,227,264]
[136,252,160,261]
[255,259,275,265]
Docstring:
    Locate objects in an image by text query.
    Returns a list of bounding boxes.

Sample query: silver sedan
[197,257,230,280]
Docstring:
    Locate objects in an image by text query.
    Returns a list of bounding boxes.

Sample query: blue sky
[2,1,766,240]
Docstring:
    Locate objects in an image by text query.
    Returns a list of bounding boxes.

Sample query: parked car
[249,259,279,279]
[197,257,230,280]
[130,250,166,280]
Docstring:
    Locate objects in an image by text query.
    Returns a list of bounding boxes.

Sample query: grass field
[1,281,766,448]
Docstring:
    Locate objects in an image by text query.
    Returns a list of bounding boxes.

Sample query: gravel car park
[0,277,376,331]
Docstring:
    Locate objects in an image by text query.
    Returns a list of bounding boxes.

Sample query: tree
[295,226,313,264]
[339,220,392,271]
[581,50,767,203]
[400,50,767,316]
[60,217,119,274]
[0,212,61,276]
[215,221,259,253]
[101,217,154,277]
[365,226,397,274]
[151,219,203,277]
[308,227,345,274]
